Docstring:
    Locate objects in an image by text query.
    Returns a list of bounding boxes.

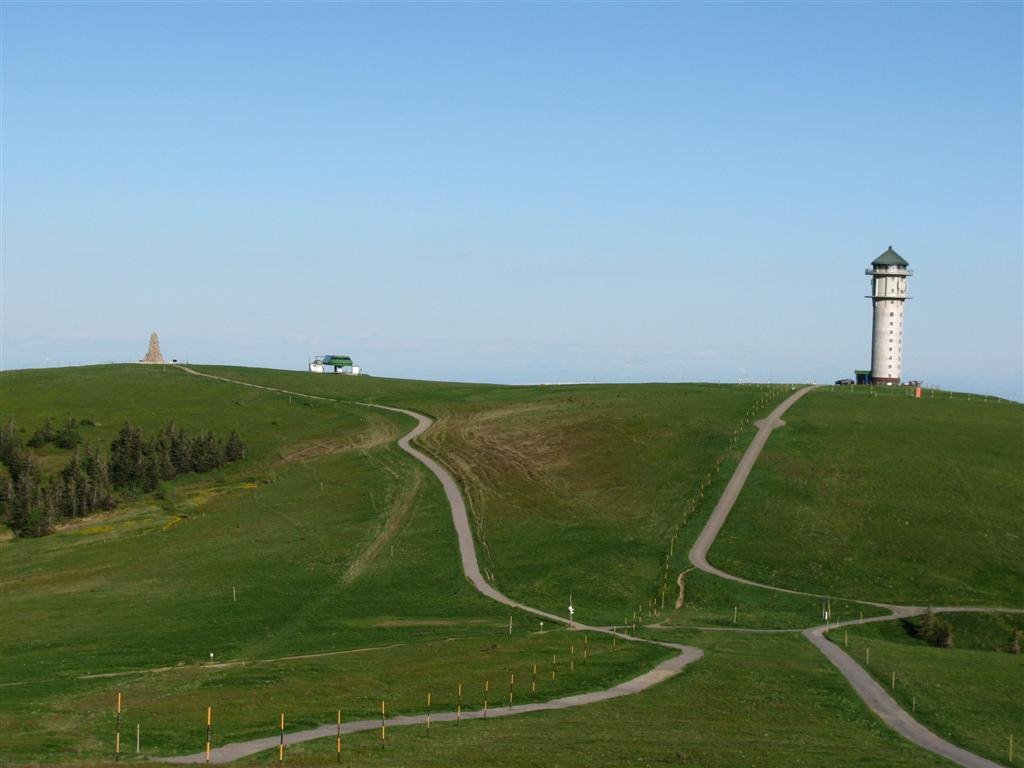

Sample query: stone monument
[139,332,166,364]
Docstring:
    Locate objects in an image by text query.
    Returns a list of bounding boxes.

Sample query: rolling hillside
[710,386,1024,605]
[1,364,1017,767]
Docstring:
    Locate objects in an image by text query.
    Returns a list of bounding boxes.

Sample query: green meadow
[1,364,1019,766]
[240,631,946,768]
[0,366,659,763]
[710,385,1024,606]
[831,611,1023,766]
[192,365,801,627]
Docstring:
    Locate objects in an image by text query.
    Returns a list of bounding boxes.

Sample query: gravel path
[688,386,898,609]
[686,384,1011,768]
[161,378,701,764]
[170,370,1015,768]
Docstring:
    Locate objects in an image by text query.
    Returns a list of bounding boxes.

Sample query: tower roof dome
[872,246,909,267]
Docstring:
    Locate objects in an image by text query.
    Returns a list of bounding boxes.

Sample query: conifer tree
[225,431,246,462]
[110,422,145,488]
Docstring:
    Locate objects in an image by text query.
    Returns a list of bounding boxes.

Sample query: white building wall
[871,299,905,381]
[868,263,910,383]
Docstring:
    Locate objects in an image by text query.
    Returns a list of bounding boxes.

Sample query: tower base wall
[870,376,900,385]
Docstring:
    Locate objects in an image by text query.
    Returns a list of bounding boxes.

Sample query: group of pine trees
[0,418,246,538]
[108,421,246,492]
[27,416,83,450]
[0,420,114,537]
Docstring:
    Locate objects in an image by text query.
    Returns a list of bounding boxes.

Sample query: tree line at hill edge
[0,418,246,538]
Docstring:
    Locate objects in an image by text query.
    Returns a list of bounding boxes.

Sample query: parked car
[835,378,855,385]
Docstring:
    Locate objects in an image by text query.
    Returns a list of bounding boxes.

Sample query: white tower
[866,246,912,385]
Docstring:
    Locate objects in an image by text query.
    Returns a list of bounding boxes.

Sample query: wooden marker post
[866,648,870,664]
[380,700,386,748]
[570,644,575,672]
[115,692,122,762]
[205,706,212,763]
[457,683,462,724]
[584,635,588,663]
[484,680,489,719]
[891,671,896,690]
[336,710,341,763]
[551,655,556,681]
[136,723,140,755]
[508,673,514,709]
[844,630,848,647]
[508,616,512,636]
[532,664,537,693]
[278,713,284,766]
[426,692,431,737]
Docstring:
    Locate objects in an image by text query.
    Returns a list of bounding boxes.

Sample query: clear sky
[2,2,1021,399]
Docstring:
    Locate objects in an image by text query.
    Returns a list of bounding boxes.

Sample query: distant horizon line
[2,360,1020,403]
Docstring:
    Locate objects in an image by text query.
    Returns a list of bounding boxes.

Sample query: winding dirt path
[169,370,1014,768]
[162,371,701,764]
[687,385,1012,768]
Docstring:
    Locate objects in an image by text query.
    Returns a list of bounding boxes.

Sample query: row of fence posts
[831,383,1004,404]
[648,384,788,623]
[112,634,608,760]
[831,632,1018,765]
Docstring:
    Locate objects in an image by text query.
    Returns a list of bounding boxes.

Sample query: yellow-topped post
[277,713,284,766]
[205,707,212,763]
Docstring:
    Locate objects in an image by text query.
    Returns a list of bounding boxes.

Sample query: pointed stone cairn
[140,332,166,364]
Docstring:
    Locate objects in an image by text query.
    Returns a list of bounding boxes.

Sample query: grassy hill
[709,385,1024,606]
[1,364,1017,767]
[190,365,799,627]
[832,611,1022,766]
[0,366,663,763]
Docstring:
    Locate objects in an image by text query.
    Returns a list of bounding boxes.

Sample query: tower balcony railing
[865,268,913,276]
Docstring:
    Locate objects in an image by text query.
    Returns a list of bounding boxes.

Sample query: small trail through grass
[160,369,701,763]
[170,369,1018,768]
[687,385,1019,768]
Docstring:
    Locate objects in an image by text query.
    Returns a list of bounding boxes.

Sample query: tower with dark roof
[866,247,912,384]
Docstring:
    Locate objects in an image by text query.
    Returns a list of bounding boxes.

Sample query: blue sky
[2,2,1021,398]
